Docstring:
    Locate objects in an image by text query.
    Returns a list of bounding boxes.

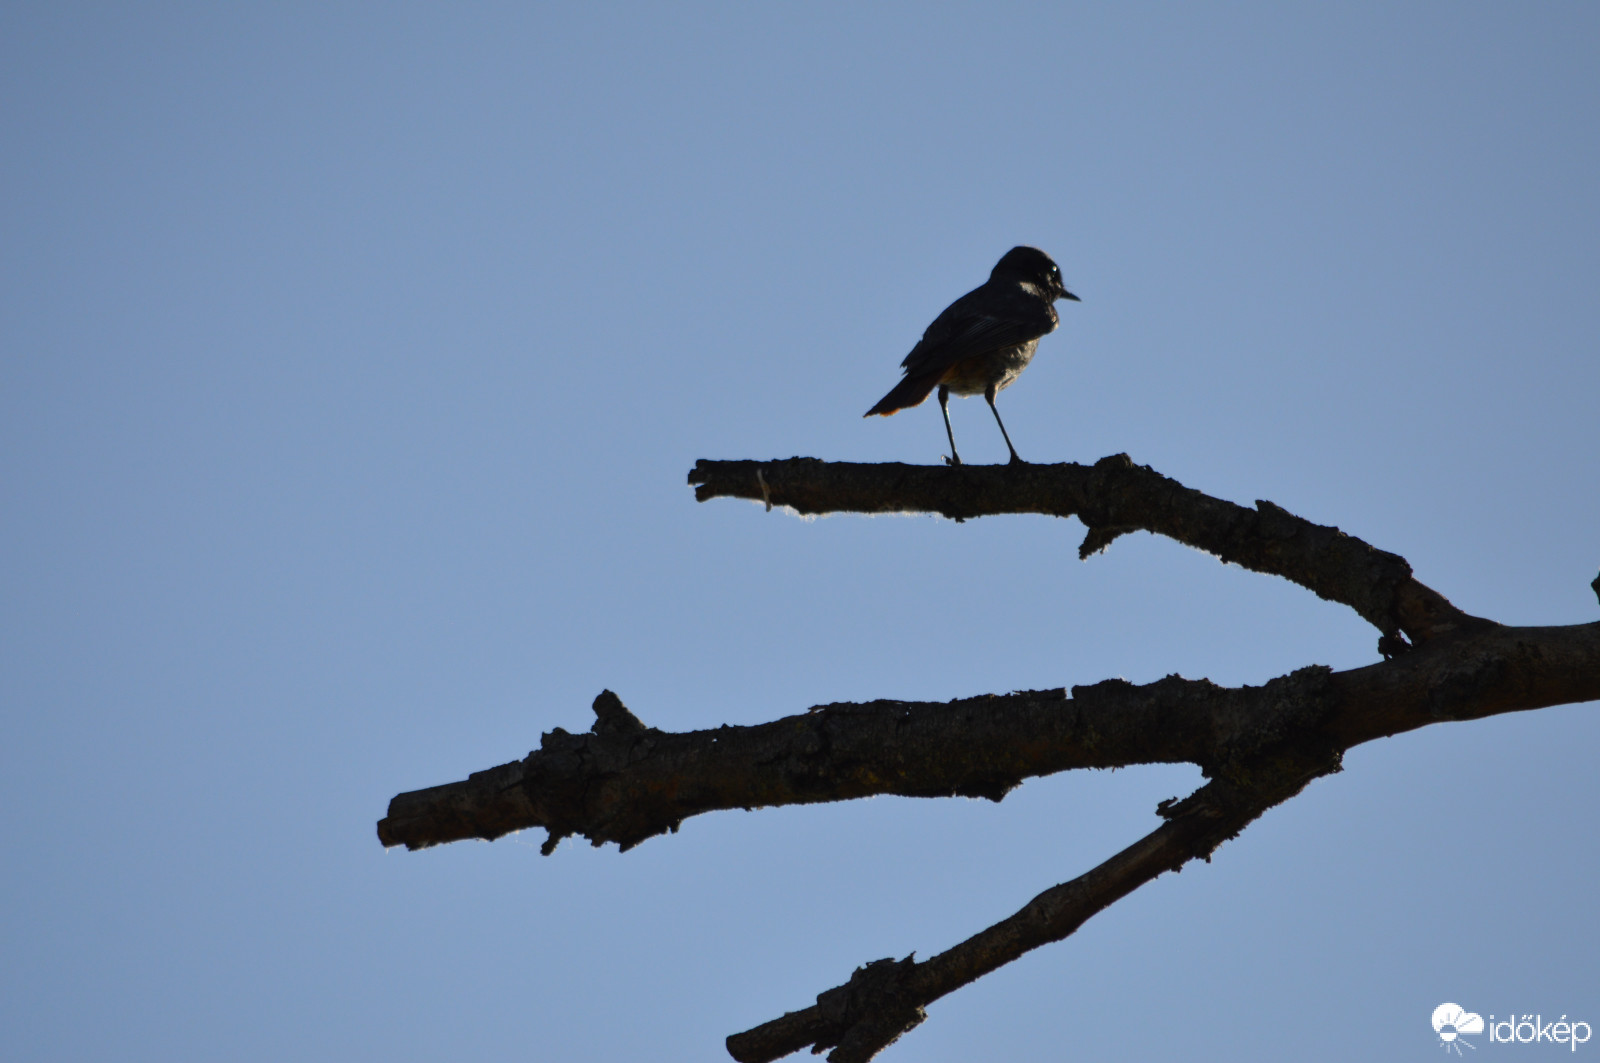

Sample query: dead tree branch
[376,455,1599,1062]
[687,454,1479,651]
[727,742,1339,1063]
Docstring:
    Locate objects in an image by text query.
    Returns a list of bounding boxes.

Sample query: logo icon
[1434,1003,1484,1055]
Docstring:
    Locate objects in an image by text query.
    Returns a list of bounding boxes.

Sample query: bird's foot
[944,453,963,467]
[1007,453,1027,466]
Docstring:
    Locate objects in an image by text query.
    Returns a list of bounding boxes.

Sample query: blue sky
[3,4,1597,1061]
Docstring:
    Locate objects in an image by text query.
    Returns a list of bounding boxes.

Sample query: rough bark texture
[376,455,1600,1063]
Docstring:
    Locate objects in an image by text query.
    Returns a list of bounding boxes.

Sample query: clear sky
[3,4,1597,1061]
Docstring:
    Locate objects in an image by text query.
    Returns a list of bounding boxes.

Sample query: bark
[375,455,1600,1062]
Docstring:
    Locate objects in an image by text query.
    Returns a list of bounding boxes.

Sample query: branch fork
[377,455,1600,1061]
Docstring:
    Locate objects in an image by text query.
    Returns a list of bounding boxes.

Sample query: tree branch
[723,624,1600,1061]
[375,457,1600,1062]
[376,623,1599,852]
[687,455,1482,648]
[727,744,1340,1063]
[376,669,1330,852]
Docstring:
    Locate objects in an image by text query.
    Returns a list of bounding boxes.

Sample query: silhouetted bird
[864,246,1078,465]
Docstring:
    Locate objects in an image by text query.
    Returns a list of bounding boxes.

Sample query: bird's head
[992,246,1080,303]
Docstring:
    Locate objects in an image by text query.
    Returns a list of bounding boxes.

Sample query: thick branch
[721,619,1600,1061]
[377,679,1257,852]
[687,455,1481,647]
[375,457,1599,1063]
[377,623,1599,852]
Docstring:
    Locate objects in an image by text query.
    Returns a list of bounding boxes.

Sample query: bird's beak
[1061,289,1081,302]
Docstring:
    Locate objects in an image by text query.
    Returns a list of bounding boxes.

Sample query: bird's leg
[985,385,1024,465]
[938,385,962,466]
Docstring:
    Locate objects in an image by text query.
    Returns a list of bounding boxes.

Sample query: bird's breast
[939,340,1040,396]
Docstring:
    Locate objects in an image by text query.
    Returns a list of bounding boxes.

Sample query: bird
[864,246,1078,465]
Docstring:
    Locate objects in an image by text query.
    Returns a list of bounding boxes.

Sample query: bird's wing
[898,285,1057,377]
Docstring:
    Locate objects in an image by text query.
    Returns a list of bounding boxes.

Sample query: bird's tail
[864,372,941,417]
